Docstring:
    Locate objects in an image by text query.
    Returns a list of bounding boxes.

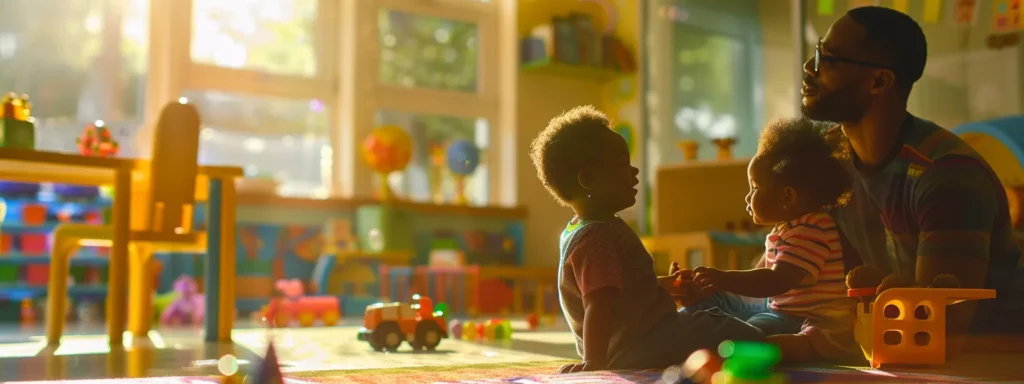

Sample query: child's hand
[693,267,730,293]
[559,360,607,374]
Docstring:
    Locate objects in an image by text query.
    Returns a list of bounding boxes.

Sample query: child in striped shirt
[677,117,859,363]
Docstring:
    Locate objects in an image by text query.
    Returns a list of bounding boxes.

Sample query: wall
[516,0,643,266]
[759,0,1024,130]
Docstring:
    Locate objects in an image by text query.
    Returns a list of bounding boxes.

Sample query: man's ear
[869,69,897,95]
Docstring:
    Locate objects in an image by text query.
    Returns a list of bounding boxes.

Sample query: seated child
[529,105,765,373]
[673,117,859,363]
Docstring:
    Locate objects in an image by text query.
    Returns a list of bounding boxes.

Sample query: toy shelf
[0,283,107,300]
[520,58,629,81]
[0,250,109,266]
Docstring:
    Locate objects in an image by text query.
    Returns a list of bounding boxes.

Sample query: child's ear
[577,167,595,191]
[782,186,799,207]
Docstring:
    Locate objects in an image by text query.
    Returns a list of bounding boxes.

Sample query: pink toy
[262,279,341,327]
[161,275,205,326]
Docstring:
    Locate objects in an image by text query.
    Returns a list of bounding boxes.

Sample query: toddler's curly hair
[529,105,612,206]
[757,117,852,211]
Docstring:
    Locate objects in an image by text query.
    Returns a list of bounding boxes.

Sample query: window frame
[337,0,515,205]
[146,0,516,205]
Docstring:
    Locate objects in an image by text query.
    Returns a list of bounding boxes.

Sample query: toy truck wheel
[368,339,384,352]
[416,321,443,351]
[322,310,340,326]
[374,322,403,352]
[298,312,315,327]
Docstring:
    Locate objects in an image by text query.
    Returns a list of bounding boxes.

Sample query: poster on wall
[923,0,942,23]
[954,0,980,26]
[1010,0,1023,30]
[995,0,1012,32]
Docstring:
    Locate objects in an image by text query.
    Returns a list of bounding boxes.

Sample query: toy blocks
[0,93,35,149]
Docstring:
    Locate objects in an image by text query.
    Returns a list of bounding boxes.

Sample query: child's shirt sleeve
[568,224,624,296]
[773,217,833,281]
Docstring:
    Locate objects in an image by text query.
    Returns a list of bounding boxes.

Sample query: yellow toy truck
[358,294,448,352]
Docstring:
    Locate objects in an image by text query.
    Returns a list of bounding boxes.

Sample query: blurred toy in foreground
[0,92,35,149]
[679,341,784,384]
[358,294,447,351]
[76,120,120,157]
[846,266,997,368]
[161,275,205,326]
[261,279,340,327]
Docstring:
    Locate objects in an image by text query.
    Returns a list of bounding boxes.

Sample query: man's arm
[914,157,995,335]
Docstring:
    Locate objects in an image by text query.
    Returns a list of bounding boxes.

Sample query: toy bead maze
[953,116,1024,228]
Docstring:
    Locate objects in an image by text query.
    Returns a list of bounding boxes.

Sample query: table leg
[204,179,223,342]
[108,170,131,346]
[217,177,237,341]
[128,245,153,336]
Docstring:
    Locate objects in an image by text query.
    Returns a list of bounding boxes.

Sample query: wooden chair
[46,101,205,345]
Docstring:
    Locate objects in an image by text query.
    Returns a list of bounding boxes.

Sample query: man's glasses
[814,39,896,75]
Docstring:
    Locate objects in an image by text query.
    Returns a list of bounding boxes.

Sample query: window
[342,0,508,204]
[377,10,480,93]
[184,90,330,197]
[190,0,319,77]
[0,0,149,155]
[170,0,336,197]
[140,0,515,201]
[374,110,489,205]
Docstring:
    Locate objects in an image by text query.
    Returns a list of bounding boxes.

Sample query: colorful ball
[526,313,540,330]
[445,140,480,176]
[449,320,463,339]
[362,125,413,174]
[461,321,476,340]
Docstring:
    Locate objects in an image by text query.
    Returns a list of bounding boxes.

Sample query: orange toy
[358,294,448,352]
[851,287,995,368]
[262,279,341,327]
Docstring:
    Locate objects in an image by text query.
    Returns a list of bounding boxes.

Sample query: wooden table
[0,148,242,344]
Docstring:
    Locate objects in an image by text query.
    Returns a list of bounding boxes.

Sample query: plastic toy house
[850,287,995,368]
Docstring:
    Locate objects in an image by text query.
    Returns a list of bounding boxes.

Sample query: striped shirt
[828,115,1023,293]
[765,212,851,319]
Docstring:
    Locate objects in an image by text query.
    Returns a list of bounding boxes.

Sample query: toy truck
[358,294,447,352]
[261,279,341,327]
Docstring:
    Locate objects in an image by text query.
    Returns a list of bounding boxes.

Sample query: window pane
[1,0,149,156]
[191,0,318,77]
[184,90,330,198]
[378,10,479,92]
[373,110,489,205]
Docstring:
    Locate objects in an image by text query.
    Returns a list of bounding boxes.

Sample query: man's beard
[801,88,866,124]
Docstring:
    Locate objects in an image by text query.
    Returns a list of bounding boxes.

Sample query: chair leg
[46,233,78,346]
[128,244,154,337]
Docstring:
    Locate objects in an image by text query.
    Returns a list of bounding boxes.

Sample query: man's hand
[694,267,731,293]
[559,360,607,374]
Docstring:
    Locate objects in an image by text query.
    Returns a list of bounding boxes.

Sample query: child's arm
[581,286,618,368]
[694,264,808,298]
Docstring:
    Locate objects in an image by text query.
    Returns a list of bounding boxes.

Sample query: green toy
[0,93,35,149]
[717,341,786,383]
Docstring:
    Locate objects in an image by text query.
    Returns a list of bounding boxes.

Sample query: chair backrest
[145,101,200,234]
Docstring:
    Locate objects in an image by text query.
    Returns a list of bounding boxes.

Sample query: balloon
[446,140,480,176]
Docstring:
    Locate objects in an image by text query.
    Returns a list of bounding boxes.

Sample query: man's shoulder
[905,115,984,163]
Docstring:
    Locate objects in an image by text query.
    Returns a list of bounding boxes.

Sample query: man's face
[801,16,884,123]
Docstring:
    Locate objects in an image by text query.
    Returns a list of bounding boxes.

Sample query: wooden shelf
[520,58,629,81]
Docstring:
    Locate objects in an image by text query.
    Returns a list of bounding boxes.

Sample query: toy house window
[0,0,150,156]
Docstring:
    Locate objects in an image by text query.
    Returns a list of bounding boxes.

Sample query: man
[802,6,1024,335]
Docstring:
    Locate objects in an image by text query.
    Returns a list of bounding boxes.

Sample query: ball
[445,140,480,176]
[461,321,476,340]
[362,125,412,174]
[526,313,540,330]
[449,320,463,339]
[217,354,239,376]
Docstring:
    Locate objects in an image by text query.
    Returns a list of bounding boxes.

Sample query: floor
[0,318,580,382]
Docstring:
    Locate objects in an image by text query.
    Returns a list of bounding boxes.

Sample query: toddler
[675,117,859,363]
[530,105,764,373]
